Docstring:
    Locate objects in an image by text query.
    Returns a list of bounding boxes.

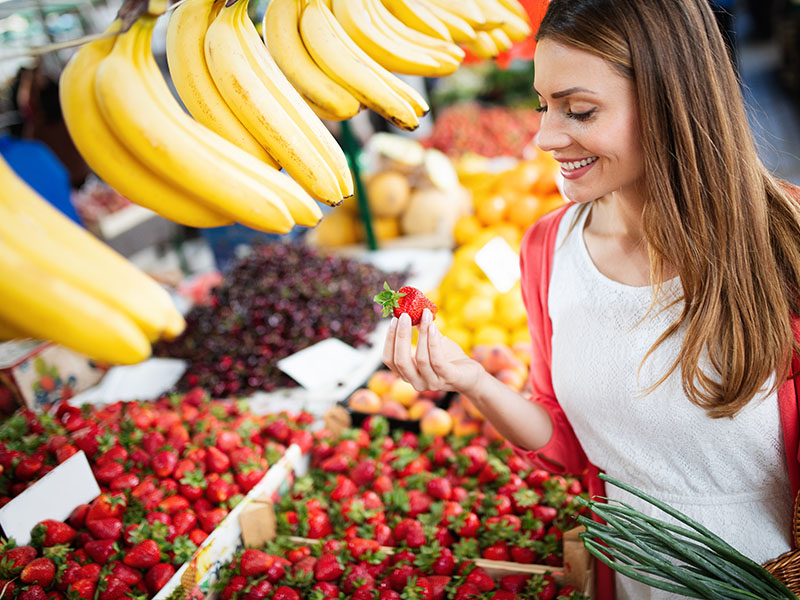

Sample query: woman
[381,0,800,598]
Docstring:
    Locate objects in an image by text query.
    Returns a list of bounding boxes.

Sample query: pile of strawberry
[276,417,587,566]
[213,542,588,600]
[0,392,313,600]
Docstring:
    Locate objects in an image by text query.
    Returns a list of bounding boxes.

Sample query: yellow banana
[0,155,185,340]
[0,238,152,365]
[263,0,361,121]
[233,0,353,201]
[423,1,477,43]
[59,21,232,229]
[497,9,532,41]
[0,317,28,341]
[365,0,464,63]
[487,26,513,52]
[427,0,486,29]
[166,0,279,167]
[380,0,452,42]
[332,0,456,76]
[472,0,507,29]
[497,0,528,22]
[204,1,346,205]
[0,165,167,342]
[464,29,499,57]
[95,17,298,233]
[300,0,420,130]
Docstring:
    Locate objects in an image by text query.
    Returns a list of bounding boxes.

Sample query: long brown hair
[537,0,800,417]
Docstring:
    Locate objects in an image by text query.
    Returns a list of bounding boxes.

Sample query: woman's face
[533,39,644,205]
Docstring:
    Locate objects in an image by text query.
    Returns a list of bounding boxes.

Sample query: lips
[558,156,598,180]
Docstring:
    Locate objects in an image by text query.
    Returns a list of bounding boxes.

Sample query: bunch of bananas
[264,0,532,128]
[60,0,333,235]
[0,156,184,365]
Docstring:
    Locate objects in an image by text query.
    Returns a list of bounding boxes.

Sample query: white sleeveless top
[548,204,792,600]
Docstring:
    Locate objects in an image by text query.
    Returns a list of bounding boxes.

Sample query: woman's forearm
[464,370,554,451]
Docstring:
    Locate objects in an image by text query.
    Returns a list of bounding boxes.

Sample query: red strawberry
[499,574,529,593]
[84,540,117,565]
[205,447,230,474]
[242,579,273,600]
[306,511,333,539]
[0,545,37,572]
[329,475,358,502]
[388,564,417,591]
[510,545,537,564]
[151,451,178,478]
[374,283,438,326]
[108,473,139,492]
[426,477,452,501]
[123,540,160,570]
[288,429,313,454]
[454,583,481,600]
[239,550,273,577]
[482,541,510,562]
[427,576,450,600]
[31,520,76,547]
[98,577,131,600]
[87,518,122,541]
[311,582,340,599]
[189,529,208,546]
[380,591,401,600]
[77,564,100,582]
[109,563,141,586]
[431,548,455,576]
[93,462,124,485]
[272,587,300,600]
[346,538,380,560]
[455,512,480,538]
[172,511,198,536]
[67,505,89,530]
[314,554,343,581]
[221,575,247,600]
[197,508,226,533]
[158,495,190,514]
[490,592,517,599]
[68,579,96,600]
[0,580,16,598]
[145,563,175,594]
[20,558,55,588]
[19,584,46,600]
[465,568,494,592]
[86,494,126,523]
[15,456,44,481]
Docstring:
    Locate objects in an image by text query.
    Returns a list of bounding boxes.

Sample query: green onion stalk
[575,473,798,599]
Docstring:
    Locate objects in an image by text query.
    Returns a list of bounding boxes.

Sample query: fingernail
[389,317,398,330]
[400,313,410,326]
[421,308,431,325]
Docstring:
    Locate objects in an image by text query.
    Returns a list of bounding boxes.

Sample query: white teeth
[562,156,598,171]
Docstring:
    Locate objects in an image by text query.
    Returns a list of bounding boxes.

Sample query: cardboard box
[0,340,108,412]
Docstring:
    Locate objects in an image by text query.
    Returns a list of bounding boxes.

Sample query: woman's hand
[382,308,485,395]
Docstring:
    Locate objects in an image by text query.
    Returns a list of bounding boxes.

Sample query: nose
[533,111,571,153]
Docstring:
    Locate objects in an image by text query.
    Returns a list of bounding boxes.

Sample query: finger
[415,309,439,384]
[393,312,425,389]
[427,319,450,380]
[381,317,399,373]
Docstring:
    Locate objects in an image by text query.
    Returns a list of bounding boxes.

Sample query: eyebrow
[534,86,597,99]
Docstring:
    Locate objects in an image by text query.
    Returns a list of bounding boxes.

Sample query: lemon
[461,295,496,324]
[472,323,509,347]
[453,214,483,247]
[510,325,531,346]
[445,325,472,352]
[495,285,527,330]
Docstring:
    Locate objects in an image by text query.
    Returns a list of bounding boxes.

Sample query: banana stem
[340,120,378,251]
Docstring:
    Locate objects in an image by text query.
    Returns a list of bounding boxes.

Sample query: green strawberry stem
[373,281,406,318]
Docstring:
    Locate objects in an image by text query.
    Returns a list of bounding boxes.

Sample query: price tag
[474,236,521,293]
[277,338,365,391]
[0,451,100,543]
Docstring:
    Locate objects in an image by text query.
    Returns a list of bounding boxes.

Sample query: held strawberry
[374,282,438,326]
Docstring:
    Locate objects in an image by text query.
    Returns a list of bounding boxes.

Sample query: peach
[380,400,410,420]
[470,345,492,365]
[388,379,419,408]
[347,388,382,414]
[459,394,484,420]
[367,370,398,397]
[511,341,532,367]
[408,399,436,420]
[495,368,527,392]
[481,420,505,443]
[420,407,454,436]
[483,344,524,374]
[452,416,482,437]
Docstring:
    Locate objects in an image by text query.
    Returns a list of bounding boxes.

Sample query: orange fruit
[507,194,543,230]
[453,214,483,247]
[475,193,509,227]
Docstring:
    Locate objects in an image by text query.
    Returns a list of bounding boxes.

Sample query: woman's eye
[535,105,547,113]
[566,108,597,121]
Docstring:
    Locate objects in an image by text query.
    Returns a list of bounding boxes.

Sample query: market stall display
[155,243,406,397]
[0,394,313,599]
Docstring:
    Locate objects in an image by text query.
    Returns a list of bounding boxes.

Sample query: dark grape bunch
[156,243,405,398]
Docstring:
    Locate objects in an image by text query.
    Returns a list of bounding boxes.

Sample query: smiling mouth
[560,156,598,172]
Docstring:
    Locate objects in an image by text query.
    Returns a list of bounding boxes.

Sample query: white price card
[474,236,521,293]
[0,451,100,544]
[277,338,365,392]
